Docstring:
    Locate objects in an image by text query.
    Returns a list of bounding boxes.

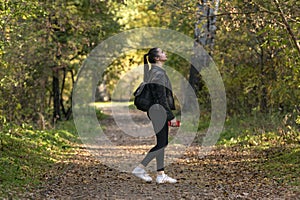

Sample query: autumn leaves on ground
[5,105,300,199]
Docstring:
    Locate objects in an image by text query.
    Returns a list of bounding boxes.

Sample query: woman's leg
[141,110,168,171]
[133,105,176,183]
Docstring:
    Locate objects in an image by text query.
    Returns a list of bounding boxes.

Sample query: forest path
[23,103,299,199]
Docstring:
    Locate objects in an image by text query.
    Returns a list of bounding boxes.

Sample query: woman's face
[155,48,167,62]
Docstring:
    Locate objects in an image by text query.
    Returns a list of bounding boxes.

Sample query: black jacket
[147,65,175,120]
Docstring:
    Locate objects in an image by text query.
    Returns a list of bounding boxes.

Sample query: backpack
[133,67,154,112]
[133,82,153,112]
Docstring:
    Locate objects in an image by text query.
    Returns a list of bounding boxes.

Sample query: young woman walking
[132,48,177,184]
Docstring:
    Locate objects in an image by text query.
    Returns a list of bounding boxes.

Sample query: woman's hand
[170,118,177,127]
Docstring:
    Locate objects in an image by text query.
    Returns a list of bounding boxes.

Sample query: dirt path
[23,105,299,199]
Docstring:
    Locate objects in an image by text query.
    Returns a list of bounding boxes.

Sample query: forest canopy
[0,0,299,128]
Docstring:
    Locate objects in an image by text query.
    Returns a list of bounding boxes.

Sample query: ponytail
[143,48,159,82]
[144,54,149,82]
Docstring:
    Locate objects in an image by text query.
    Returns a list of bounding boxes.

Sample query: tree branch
[273,0,300,55]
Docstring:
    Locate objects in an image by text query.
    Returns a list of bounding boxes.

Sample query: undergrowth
[0,106,107,198]
[215,112,300,187]
[0,120,80,198]
[218,113,299,147]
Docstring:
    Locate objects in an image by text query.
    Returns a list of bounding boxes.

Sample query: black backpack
[133,82,153,112]
[133,67,154,112]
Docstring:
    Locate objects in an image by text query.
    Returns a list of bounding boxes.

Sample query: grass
[260,145,300,186]
[215,112,300,187]
[217,113,299,147]
[0,120,80,198]
[0,105,107,198]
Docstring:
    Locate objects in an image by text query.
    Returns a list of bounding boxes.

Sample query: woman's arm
[150,82,175,121]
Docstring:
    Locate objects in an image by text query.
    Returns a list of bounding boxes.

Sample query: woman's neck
[155,61,164,68]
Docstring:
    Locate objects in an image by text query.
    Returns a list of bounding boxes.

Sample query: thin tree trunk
[65,69,75,120]
[53,69,60,123]
[259,47,268,113]
[60,68,67,117]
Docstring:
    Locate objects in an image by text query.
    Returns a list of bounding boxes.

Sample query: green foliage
[0,121,79,196]
[215,0,300,114]
[105,0,300,117]
[95,107,108,121]
[218,113,300,147]
[1,0,299,196]
[102,0,196,99]
[0,0,121,124]
[1,0,299,124]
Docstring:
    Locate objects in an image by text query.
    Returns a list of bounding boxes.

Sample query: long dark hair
[144,48,159,81]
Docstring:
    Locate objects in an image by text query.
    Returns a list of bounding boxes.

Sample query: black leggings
[141,108,169,172]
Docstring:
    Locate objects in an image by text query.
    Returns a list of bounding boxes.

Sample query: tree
[0,0,121,126]
[215,0,300,114]
[188,0,220,102]
[148,0,299,115]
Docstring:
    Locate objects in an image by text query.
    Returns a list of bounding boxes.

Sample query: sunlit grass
[0,121,79,197]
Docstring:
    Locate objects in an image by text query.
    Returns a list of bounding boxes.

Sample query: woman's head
[146,48,159,63]
[144,48,167,64]
[143,48,167,81]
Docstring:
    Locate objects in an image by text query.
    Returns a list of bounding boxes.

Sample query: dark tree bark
[259,46,268,113]
[60,68,66,116]
[52,69,61,123]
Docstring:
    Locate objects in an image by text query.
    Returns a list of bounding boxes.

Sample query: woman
[132,48,177,184]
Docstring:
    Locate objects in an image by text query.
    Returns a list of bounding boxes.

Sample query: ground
[22,104,299,199]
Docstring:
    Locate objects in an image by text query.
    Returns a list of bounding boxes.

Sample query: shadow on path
[22,104,299,199]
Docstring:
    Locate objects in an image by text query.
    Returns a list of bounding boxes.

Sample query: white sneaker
[156,174,177,184]
[132,167,152,182]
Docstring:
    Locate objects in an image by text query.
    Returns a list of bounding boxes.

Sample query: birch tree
[186,0,220,110]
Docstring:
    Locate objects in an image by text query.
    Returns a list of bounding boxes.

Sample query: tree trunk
[188,0,219,92]
[60,68,67,116]
[259,47,268,113]
[184,0,219,111]
[53,69,60,123]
